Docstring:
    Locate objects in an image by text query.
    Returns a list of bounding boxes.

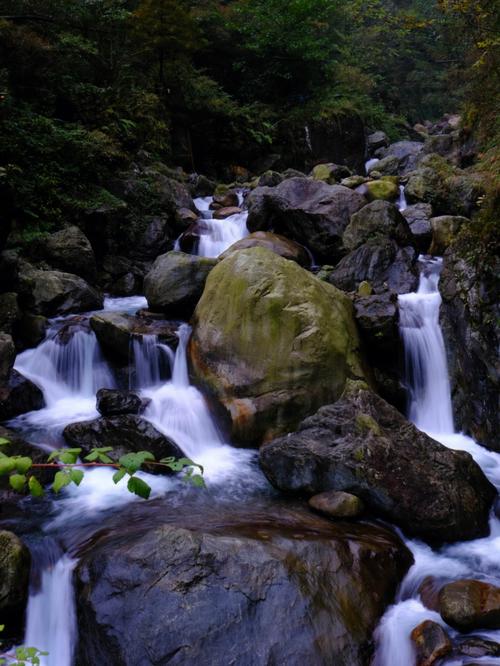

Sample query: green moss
[355,413,381,436]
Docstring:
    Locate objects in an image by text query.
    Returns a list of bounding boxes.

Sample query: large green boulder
[219,231,311,267]
[364,179,399,202]
[190,247,366,445]
[0,531,31,636]
[343,200,413,251]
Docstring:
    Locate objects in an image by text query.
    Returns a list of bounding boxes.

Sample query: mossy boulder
[364,180,399,202]
[219,231,311,267]
[311,163,351,184]
[429,215,469,255]
[343,201,413,251]
[0,531,31,637]
[190,247,366,445]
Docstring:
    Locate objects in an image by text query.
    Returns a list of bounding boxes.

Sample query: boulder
[341,175,368,189]
[0,531,31,636]
[0,333,15,381]
[458,637,500,659]
[75,501,412,666]
[247,178,366,263]
[0,370,44,421]
[259,385,496,543]
[311,163,351,184]
[0,292,20,336]
[410,620,452,666]
[364,180,399,201]
[212,206,242,220]
[210,191,239,209]
[44,226,97,281]
[440,249,499,451]
[90,312,178,363]
[144,251,217,317]
[257,170,284,187]
[329,240,418,295]
[96,389,144,417]
[367,131,389,152]
[343,200,414,251]
[402,203,433,252]
[439,580,500,632]
[219,231,311,267]
[190,174,216,198]
[63,415,184,464]
[308,490,364,519]
[429,215,469,255]
[367,155,399,177]
[17,265,103,317]
[190,248,366,445]
[386,140,424,174]
[17,312,47,350]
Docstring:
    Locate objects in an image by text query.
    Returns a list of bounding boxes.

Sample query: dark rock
[44,226,97,281]
[176,222,204,254]
[257,170,284,187]
[418,577,441,612]
[343,200,414,251]
[429,215,469,255]
[386,140,424,174]
[219,231,312,267]
[259,385,496,543]
[212,206,242,220]
[17,313,47,350]
[329,239,418,295]
[143,251,217,317]
[0,293,20,336]
[247,178,366,263]
[0,425,55,490]
[308,490,364,518]
[0,370,44,421]
[175,207,198,226]
[367,155,400,177]
[0,531,31,638]
[190,174,216,198]
[439,579,500,632]
[458,637,500,658]
[96,389,144,417]
[0,333,15,381]
[210,191,239,209]
[440,249,499,451]
[402,203,433,252]
[63,415,184,464]
[311,163,351,184]
[367,131,389,153]
[75,503,412,666]
[410,620,452,666]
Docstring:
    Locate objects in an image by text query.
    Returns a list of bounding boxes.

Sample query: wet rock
[0,531,31,637]
[190,174,216,198]
[212,206,242,220]
[458,637,500,658]
[0,370,44,421]
[439,580,500,632]
[440,249,499,451]
[96,389,144,417]
[402,203,433,252]
[17,312,47,350]
[311,163,351,184]
[190,247,365,445]
[44,226,97,282]
[329,239,418,295]
[365,179,399,201]
[63,415,184,464]
[247,178,366,263]
[0,333,15,381]
[90,312,178,363]
[175,207,198,226]
[308,490,364,519]
[75,503,412,666]
[144,251,217,317]
[210,191,239,209]
[219,231,311,267]
[17,264,103,317]
[410,620,452,666]
[259,385,496,543]
[343,200,413,251]
[367,131,389,152]
[429,215,469,255]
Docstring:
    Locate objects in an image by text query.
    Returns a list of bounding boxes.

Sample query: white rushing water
[365,157,380,174]
[7,296,260,666]
[375,256,500,665]
[397,184,408,211]
[175,195,249,258]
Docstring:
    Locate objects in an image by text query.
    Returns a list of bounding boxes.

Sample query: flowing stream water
[375,256,500,665]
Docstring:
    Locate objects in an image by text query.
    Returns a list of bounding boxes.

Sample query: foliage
[0,438,205,500]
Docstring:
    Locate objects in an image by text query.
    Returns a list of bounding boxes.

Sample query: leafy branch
[0,624,47,666]
[0,438,204,500]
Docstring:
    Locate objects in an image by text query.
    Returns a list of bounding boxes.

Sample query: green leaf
[28,476,44,497]
[112,468,127,484]
[59,451,78,464]
[52,471,71,493]
[83,450,99,462]
[9,474,26,492]
[14,456,33,474]
[119,451,155,475]
[0,437,9,446]
[127,476,151,499]
[69,468,84,486]
[0,457,16,475]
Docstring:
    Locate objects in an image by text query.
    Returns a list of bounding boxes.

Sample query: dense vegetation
[0,0,498,242]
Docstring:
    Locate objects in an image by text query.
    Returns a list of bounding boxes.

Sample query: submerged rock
[0,370,44,421]
[259,385,495,543]
[144,251,217,317]
[410,620,452,666]
[439,579,500,632]
[75,502,412,666]
[190,247,366,445]
[63,415,184,464]
[219,231,311,267]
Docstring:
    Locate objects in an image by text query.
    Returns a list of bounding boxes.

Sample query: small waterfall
[129,335,174,389]
[398,257,454,434]
[304,124,313,152]
[397,185,408,211]
[365,157,380,174]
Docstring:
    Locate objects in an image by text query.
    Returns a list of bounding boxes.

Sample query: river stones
[75,500,412,666]
[212,206,242,219]
[210,191,239,209]
[63,415,184,464]
[438,580,500,632]
[0,369,44,421]
[143,251,217,316]
[246,178,366,263]
[0,530,31,637]
[343,200,413,251]
[96,389,145,417]
[410,620,452,666]
[308,490,364,519]
[219,231,311,267]
[259,384,496,543]
[190,247,366,445]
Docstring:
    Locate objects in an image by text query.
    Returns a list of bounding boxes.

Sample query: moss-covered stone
[0,530,31,636]
[365,180,399,202]
[190,247,366,444]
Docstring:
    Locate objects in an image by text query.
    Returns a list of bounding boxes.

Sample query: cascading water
[397,184,408,211]
[365,157,380,174]
[374,256,500,665]
[129,334,174,389]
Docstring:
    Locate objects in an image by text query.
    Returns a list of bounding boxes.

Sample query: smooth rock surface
[410,620,452,666]
[96,389,144,417]
[343,200,413,251]
[0,369,45,421]
[219,231,311,267]
[308,490,364,519]
[439,580,500,632]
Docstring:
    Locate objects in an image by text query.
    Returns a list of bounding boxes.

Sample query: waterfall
[365,157,380,174]
[129,335,174,389]
[397,185,408,211]
[374,257,500,665]
[304,124,313,152]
